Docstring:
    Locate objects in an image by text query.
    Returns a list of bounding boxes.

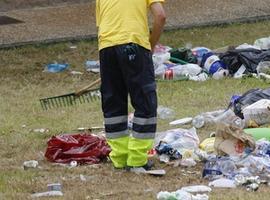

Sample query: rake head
[40,88,100,110]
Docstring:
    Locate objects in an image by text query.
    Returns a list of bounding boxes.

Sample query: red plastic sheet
[45,133,111,164]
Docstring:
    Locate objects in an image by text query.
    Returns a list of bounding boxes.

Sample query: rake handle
[75,78,101,96]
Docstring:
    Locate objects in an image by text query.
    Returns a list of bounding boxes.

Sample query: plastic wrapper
[45,133,111,164]
[155,128,199,153]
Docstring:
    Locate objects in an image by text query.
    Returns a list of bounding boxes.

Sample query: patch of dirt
[0,0,91,11]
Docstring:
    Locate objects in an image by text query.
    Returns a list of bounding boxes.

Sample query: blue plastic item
[201,52,226,74]
[191,47,211,65]
[46,63,69,73]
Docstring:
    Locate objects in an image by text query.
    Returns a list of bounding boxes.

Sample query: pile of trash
[44,36,270,83]
[152,36,270,81]
[154,87,270,199]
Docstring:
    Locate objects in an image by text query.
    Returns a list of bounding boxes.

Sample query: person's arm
[149,2,166,52]
[96,0,100,27]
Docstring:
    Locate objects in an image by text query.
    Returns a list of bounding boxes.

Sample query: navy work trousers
[99,43,157,140]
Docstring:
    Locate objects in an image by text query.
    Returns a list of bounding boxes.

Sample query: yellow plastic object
[199,137,215,153]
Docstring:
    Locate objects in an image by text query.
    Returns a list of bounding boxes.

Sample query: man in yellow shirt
[96,0,166,170]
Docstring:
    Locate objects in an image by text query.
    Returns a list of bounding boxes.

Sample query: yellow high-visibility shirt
[96,0,164,51]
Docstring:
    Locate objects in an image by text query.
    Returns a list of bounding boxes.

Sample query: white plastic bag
[254,37,270,50]
[160,128,200,151]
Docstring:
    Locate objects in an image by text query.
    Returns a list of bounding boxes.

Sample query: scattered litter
[209,178,236,188]
[257,61,270,74]
[157,106,175,119]
[155,127,199,159]
[199,137,215,153]
[44,63,69,73]
[22,124,27,128]
[229,88,270,119]
[181,185,212,193]
[192,110,225,129]
[70,70,83,75]
[85,60,100,73]
[80,174,87,182]
[169,117,193,126]
[47,183,62,191]
[254,37,270,50]
[130,167,166,176]
[180,158,197,167]
[33,128,49,134]
[69,45,77,49]
[157,190,209,200]
[31,191,63,198]
[156,142,182,161]
[214,123,255,156]
[23,160,39,170]
[69,161,78,168]
[192,115,205,129]
[243,99,270,126]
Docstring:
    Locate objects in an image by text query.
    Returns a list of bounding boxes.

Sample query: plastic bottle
[164,64,202,80]
[192,110,225,129]
[214,109,245,129]
[192,115,205,128]
[218,160,237,176]
[157,106,175,119]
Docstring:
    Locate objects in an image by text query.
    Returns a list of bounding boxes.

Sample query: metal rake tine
[63,96,70,106]
[50,98,56,108]
[54,98,60,108]
[53,98,59,108]
[78,95,82,104]
[46,99,52,110]
[57,98,63,107]
[67,96,73,105]
[81,94,87,103]
[55,98,61,108]
[40,100,47,110]
[61,97,67,107]
[85,93,90,102]
[71,95,76,105]
[68,96,74,106]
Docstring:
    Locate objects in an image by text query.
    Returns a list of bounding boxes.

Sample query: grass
[0,20,270,199]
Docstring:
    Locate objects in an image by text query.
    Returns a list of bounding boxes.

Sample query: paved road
[0,0,270,48]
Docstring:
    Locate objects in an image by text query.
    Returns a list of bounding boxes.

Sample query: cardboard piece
[214,123,255,156]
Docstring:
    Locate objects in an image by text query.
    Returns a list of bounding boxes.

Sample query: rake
[40,78,101,110]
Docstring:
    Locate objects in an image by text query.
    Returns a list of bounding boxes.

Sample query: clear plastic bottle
[214,109,245,129]
[218,160,237,176]
[192,110,225,129]
[192,115,205,128]
[157,106,175,119]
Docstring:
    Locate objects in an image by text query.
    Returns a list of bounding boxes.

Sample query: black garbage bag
[229,87,270,118]
[219,48,270,75]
